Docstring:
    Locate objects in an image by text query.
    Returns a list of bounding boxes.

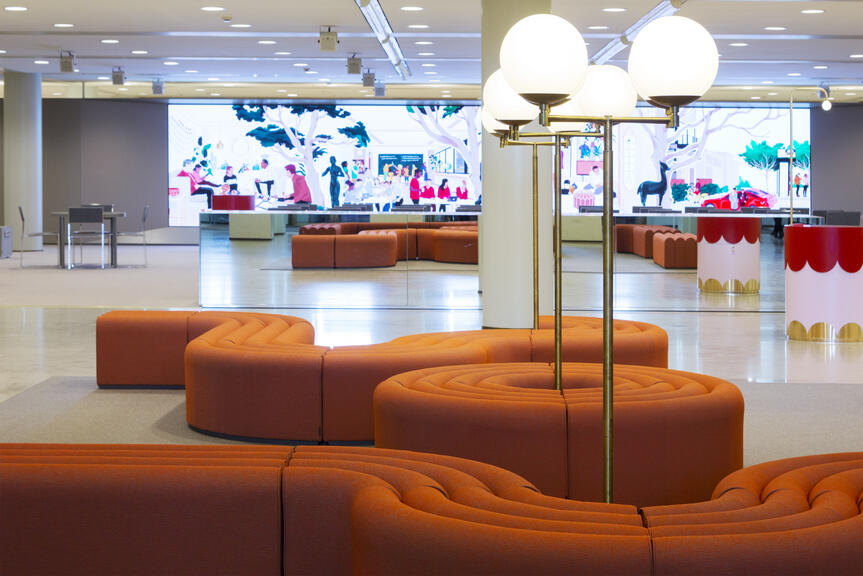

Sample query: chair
[113,205,150,267]
[67,206,106,269]
[17,206,59,268]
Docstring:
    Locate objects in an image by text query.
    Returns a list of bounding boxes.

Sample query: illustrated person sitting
[254,159,275,199]
[456,179,469,200]
[222,165,238,194]
[437,178,452,212]
[284,164,311,204]
[588,165,603,195]
[189,163,218,209]
[409,169,422,205]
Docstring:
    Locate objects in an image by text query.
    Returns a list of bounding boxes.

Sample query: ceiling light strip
[354,0,411,79]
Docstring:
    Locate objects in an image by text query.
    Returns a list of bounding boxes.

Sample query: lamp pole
[788,87,829,225]
[601,116,614,502]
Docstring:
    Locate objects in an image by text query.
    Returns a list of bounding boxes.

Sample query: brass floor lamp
[484,13,718,503]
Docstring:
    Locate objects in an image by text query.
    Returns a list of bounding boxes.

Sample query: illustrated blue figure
[579,141,590,159]
[322,156,345,208]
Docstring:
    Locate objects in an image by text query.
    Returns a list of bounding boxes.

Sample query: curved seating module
[653,232,697,269]
[374,362,744,506]
[3,444,861,575]
[97,311,668,443]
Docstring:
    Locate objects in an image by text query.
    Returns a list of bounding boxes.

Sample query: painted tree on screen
[405,105,481,196]
[792,140,811,170]
[233,104,370,206]
[739,140,783,191]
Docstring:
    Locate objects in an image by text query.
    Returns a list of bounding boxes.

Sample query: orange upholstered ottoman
[653,232,697,269]
[432,229,478,263]
[358,228,417,260]
[334,233,398,268]
[375,362,744,506]
[291,234,335,268]
[632,225,680,258]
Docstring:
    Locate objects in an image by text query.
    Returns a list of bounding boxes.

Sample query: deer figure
[638,161,670,206]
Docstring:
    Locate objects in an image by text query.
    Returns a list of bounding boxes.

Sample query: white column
[481,0,553,328]
[3,70,43,251]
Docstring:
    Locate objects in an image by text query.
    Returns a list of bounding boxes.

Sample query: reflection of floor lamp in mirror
[484,14,719,504]
[788,87,831,223]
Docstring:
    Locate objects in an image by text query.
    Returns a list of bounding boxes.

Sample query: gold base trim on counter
[698,278,760,294]
[787,321,863,342]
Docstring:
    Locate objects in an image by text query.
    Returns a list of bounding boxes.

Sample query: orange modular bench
[615,223,679,255]
[653,232,697,269]
[97,311,668,442]
[633,225,681,258]
[3,444,861,576]
[374,363,744,506]
[292,220,479,267]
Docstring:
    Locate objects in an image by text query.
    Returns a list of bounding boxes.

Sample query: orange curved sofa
[97,311,668,442]
[374,362,744,506]
[3,444,861,576]
[292,220,479,267]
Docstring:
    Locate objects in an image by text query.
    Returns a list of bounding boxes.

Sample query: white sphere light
[821,99,832,111]
[481,105,509,135]
[499,14,588,106]
[627,16,719,107]
[482,68,539,126]
[575,65,638,118]
[547,98,587,133]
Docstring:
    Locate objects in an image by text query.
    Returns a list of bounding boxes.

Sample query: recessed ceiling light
[421,63,436,67]
[588,26,609,30]
[418,52,435,56]
[210,93,221,96]
[276,89,287,93]
[185,69,199,73]
[101,39,119,44]
[801,9,824,14]
[408,24,429,29]
[729,42,748,47]
[847,93,858,96]
[275,51,291,55]
[230,23,251,28]
[428,78,440,82]
[787,72,801,77]
[0,50,6,54]
[318,78,330,82]
[131,50,148,55]
[293,62,308,67]
[163,61,179,66]
[200,6,224,11]
[764,26,786,31]
[195,88,206,92]
[118,87,128,91]
[741,86,754,90]
[97,76,110,80]
[424,71,437,75]
[750,96,761,100]
[287,93,297,97]
[762,80,774,84]
[73,68,79,72]
[768,92,778,96]
[207,77,220,81]
[258,40,276,45]
[33,59,49,65]
[305,70,318,74]
[222,83,236,87]
[53,23,74,28]
[401,5,423,10]
[4,6,27,11]
[602,7,626,12]
[52,92,62,96]
[813,65,828,70]
[415,41,433,45]
[851,54,863,59]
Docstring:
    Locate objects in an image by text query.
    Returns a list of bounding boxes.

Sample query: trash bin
[0,226,12,258]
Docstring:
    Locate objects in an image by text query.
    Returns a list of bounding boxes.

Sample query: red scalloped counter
[697,217,761,244]
[785,224,863,273]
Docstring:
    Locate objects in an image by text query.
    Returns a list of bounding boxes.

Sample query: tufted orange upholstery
[97,311,668,442]
[3,444,860,575]
[653,232,697,269]
[290,234,335,268]
[633,225,681,258]
[334,232,398,267]
[432,229,479,263]
[374,362,744,506]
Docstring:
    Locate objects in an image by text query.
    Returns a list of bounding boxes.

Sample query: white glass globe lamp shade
[483,69,539,126]
[575,65,638,118]
[627,16,718,108]
[821,99,832,111]
[481,105,509,136]
[547,98,587,133]
[499,14,588,107]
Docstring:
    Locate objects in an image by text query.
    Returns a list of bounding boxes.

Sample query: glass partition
[199,211,479,309]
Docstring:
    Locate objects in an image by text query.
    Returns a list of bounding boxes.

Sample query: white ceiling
[0,0,861,102]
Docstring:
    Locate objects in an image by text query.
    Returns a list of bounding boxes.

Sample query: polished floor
[1,239,861,469]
